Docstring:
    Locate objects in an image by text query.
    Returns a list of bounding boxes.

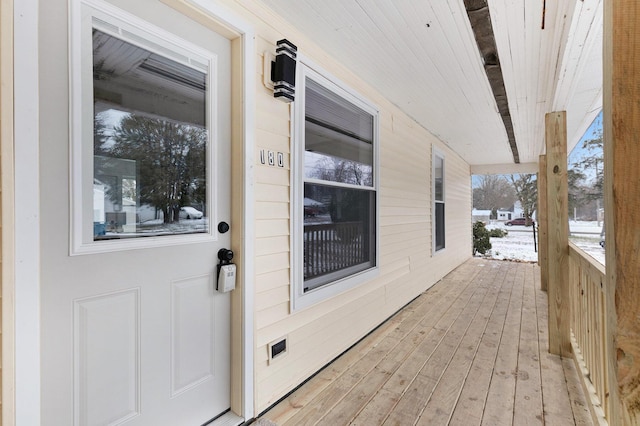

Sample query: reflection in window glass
[304,79,373,186]
[303,183,376,291]
[434,155,444,202]
[434,153,445,251]
[302,76,377,292]
[92,29,208,240]
[435,202,445,251]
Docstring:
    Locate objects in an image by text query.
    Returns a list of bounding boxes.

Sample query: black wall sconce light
[271,39,297,102]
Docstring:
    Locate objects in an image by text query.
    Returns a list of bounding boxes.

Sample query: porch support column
[537,155,548,292]
[604,0,640,423]
[545,111,570,357]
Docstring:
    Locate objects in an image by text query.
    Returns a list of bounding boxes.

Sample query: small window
[293,64,378,309]
[433,151,445,252]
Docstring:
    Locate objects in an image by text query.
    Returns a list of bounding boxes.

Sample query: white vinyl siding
[231,2,473,413]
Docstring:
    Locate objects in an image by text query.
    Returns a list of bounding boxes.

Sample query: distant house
[497,210,513,221]
[472,209,491,223]
[497,201,532,221]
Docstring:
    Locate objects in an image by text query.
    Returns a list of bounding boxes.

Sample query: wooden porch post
[604,0,640,423]
[545,111,570,357]
[537,155,548,292]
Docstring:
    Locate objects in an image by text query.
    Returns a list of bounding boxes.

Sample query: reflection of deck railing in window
[304,221,366,280]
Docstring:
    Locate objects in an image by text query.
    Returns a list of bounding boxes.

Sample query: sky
[568,110,603,168]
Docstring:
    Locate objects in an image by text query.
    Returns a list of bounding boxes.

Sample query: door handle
[218,248,234,263]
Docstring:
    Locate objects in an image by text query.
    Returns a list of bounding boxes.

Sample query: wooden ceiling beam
[463,0,520,164]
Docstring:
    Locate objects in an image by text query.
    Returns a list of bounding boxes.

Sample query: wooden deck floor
[256,258,593,426]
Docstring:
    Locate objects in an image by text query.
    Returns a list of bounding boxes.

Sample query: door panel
[40,1,232,424]
[171,274,216,396]
[74,289,140,426]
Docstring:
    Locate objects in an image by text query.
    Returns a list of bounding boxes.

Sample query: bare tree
[568,168,587,218]
[571,122,603,222]
[509,174,537,225]
[573,121,604,199]
[473,174,517,218]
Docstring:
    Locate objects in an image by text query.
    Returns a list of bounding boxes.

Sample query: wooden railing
[303,221,367,280]
[568,242,609,424]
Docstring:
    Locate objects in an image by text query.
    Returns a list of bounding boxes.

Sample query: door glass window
[92,28,209,240]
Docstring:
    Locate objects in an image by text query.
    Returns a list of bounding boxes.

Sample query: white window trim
[70,0,221,255]
[180,0,257,420]
[291,57,380,312]
[432,147,446,255]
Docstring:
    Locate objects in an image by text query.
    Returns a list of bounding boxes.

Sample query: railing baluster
[568,243,608,423]
[338,224,343,270]
[303,222,366,280]
[322,228,326,275]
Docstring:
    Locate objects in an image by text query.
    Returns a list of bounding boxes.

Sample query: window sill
[292,266,379,312]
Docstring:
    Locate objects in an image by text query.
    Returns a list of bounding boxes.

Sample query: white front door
[39,1,233,424]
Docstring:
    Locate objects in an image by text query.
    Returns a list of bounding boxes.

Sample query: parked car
[505,217,534,226]
[304,206,320,217]
[179,206,203,219]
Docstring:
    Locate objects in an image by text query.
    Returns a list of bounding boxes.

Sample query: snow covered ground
[479,220,605,265]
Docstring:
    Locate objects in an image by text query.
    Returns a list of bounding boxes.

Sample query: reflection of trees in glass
[312,156,373,186]
[94,115,109,155]
[308,157,373,224]
[108,115,206,224]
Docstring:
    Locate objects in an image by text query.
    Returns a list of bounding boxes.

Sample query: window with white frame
[433,151,445,252]
[71,2,221,254]
[293,64,378,309]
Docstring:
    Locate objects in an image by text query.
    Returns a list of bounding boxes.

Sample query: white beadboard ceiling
[260,0,603,170]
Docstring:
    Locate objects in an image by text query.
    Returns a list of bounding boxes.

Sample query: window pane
[92,29,208,240]
[434,155,444,201]
[303,183,376,291]
[435,202,445,251]
[305,78,373,186]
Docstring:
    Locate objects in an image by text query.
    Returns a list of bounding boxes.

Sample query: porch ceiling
[260,0,602,169]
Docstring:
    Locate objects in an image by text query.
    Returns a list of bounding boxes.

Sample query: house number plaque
[259,149,285,168]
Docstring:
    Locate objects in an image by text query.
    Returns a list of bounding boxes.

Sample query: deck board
[481,261,524,426]
[513,263,544,425]
[448,262,513,425]
[257,259,593,425]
